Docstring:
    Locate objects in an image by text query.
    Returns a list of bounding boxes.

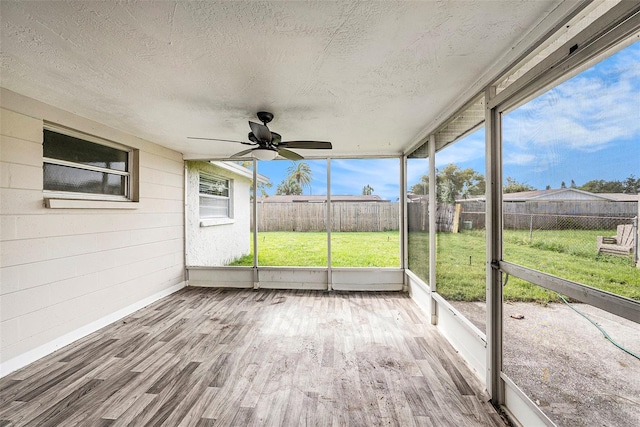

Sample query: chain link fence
[460,209,638,263]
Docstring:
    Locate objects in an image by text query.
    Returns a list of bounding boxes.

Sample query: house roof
[504,188,615,201]
[0,1,578,160]
[210,161,268,183]
[257,195,389,203]
[457,188,639,202]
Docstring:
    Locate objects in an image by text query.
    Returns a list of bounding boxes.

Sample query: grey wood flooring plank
[97,352,178,420]
[11,359,92,402]
[0,288,507,427]
[58,337,118,363]
[110,392,157,427]
[141,370,202,427]
[239,361,273,409]
[175,386,218,427]
[28,378,104,427]
[201,364,258,421]
[146,360,198,394]
[194,418,216,427]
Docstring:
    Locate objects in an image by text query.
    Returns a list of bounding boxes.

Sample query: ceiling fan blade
[249,121,272,143]
[188,137,254,145]
[231,148,256,158]
[278,148,304,160]
[279,141,332,149]
[271,132,282,145]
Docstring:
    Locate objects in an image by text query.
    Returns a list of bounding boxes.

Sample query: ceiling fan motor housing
[256,111,274,124]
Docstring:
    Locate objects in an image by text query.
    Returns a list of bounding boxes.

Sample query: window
[43,128,133,200]
[199,174,231,219]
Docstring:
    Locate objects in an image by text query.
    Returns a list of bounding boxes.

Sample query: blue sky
[257,41,639,199]
[433,41,640,190]
[256,158,401,201]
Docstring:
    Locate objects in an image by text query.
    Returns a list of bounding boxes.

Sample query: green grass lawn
[229,230,639,302]
[419,229,639,302]
[229,231,400,267]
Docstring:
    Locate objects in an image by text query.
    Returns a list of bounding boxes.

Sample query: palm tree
[287,161,312,194]
[275,178,302,195]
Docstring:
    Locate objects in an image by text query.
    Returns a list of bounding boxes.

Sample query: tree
[362,184,374,195]
[410,164,484,202]
[258,181,272,198]
[287,161,312,194]
[436,164,485,203]
[236,160,272,200]
[622,174,639,194]
[410,175,429,195]
[275,178,302,195]
[503,177,535,193]
[579,179,624,193]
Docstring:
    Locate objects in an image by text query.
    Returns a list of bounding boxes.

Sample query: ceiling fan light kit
[189,112,332,160]
[252,148,278,161]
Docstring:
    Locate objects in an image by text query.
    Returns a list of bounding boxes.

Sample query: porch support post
[401,155,408,289]
[428,134,437,325]
[327,158,332,290]
[485,85,504,404]
[253,160,259,289]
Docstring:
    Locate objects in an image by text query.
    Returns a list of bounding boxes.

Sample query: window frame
[198,172,233,221]
[43,125,136,202]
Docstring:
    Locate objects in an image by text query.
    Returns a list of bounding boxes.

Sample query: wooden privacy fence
[254,202,400,232]
[406,202,456,232]
[253,200,638,233]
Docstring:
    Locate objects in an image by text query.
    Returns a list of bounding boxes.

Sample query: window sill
[44,198,139,210]
[200,218,235,227]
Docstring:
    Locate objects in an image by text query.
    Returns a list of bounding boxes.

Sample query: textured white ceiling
[1,1,570,159]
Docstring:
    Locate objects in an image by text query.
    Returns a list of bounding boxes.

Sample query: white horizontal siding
[0,92,186,376]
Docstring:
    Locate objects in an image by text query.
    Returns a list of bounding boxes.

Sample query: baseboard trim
[0,281,186,378]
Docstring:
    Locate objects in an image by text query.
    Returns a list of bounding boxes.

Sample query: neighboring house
[186,161,267,267]
[502,188,638,202]
[457,188,638,231]
[456,187,639,202]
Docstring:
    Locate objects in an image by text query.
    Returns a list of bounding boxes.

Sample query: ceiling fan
[188,112,332,160]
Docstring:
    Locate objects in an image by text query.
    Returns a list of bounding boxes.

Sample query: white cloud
[503,152,537,166]
[503,42,640,156]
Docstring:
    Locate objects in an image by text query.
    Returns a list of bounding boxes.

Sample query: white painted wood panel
[188,267,254,288]
[331,268,404,291]
[0,95,186,377]
[408,271,486,384]
[406,271,433,319]
[433,295,487,380]
[258,268,328,290]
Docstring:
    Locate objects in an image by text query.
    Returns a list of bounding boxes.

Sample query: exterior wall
[186,161,251,266]
[0,90,185,375]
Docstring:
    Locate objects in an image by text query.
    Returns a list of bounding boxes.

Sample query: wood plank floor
[0,288,508,426]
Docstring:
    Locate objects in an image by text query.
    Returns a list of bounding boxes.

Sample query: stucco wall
[186,161,251,266]
[0,90,185,376]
